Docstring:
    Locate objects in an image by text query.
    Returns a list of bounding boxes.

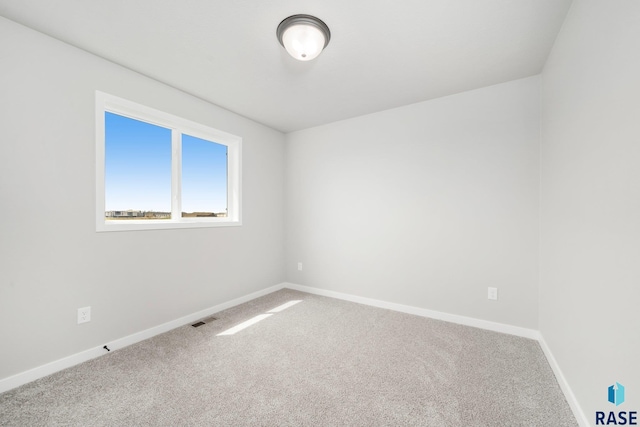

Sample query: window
[96,91,241,231]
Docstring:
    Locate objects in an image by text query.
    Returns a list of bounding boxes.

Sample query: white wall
[7,4,639,421]
[0,16,285,380]
[285,76,540,329]
[540,1,640,421]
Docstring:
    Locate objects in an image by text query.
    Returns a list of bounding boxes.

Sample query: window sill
[96,218,242,232]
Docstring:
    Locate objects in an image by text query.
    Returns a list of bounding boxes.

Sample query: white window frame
[96,91,242,232]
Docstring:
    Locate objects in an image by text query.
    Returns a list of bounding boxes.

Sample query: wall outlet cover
[77,306,91,324]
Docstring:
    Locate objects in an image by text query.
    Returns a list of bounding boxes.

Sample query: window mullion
[172,130,182,220]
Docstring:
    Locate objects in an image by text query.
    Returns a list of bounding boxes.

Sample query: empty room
[0,1,638,426]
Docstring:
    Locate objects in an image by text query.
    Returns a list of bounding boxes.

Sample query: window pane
[105,112,172,220]
[182,134,227,217]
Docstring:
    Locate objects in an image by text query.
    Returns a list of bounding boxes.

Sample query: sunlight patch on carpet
[217,314,273,336]
[268,300,302,313]
[217,300,302,336]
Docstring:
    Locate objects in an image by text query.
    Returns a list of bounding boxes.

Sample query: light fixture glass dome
[277,15,331,61]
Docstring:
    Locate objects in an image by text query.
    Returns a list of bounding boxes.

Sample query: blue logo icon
[609,382,626,406]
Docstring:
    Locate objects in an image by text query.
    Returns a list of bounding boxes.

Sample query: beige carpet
[0,289,577,426]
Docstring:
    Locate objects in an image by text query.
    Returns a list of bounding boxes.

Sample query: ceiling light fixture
[276,14,331,61]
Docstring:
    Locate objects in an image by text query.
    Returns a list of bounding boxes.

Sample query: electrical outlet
[77,306,91,324]
[488,287,498,301]
[297,262,303,271]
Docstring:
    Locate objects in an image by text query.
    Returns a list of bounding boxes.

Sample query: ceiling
[0,0,572,133]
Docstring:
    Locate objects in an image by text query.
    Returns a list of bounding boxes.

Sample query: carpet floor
[0,289,577,426]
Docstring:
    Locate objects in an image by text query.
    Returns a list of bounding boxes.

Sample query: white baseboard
[283,282,540,340]
[1,280,588,427]
[0,283,285,394]
[0,345,107,395]
[284,282,589,426]
[538,335,591,427]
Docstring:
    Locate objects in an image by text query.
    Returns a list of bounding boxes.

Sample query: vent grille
[192,316,218,328]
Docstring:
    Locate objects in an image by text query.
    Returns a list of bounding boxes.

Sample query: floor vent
[192,317,217,328]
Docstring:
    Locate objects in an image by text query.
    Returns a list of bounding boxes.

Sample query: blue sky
[182,133,227,213]
[105,112,227,213]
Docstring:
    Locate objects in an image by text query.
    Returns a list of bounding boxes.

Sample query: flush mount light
[276,14,331,61]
